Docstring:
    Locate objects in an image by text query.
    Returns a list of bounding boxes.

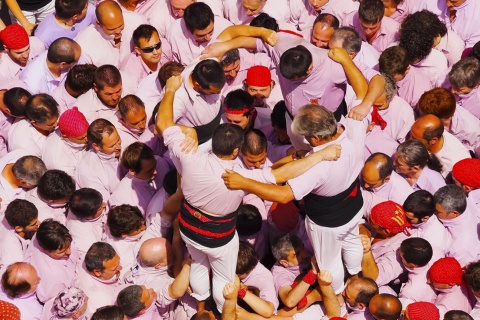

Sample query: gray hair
[382,72,397,103]
[434,185,467,214]
[271,233,302,261]
[449,57,480,89]
[220,49,240,67]
[330,27,362,54]
[12,156,47,186]
[291,104,337,139]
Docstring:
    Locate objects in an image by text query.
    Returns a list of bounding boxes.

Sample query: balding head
[369,294,402,320]
[139,238,171,268]
[96,1,124,40]
[410,115,444,151]
[1,262,39,298]
[362,153,393,190]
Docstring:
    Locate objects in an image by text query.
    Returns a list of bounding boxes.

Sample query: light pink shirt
[411,49,449,88]
[66,209,107,259]
[0,112,16,158]
[145,188,169,228]
[456,86,480,120]
[386,0,415,23]
[242,262,280,311]
[443,0,480,48]
[25,188,68,225]
[51,83,77,114]
[0,287,43,320]
[0,149,31,214]
[74,89,118,124]
[343,13,400,52]
[74,24,120,67]
[354,42,380,70]
[0,219,29,272]
[434,284,474,318]
[271,263,302,294]
[136,71,163,108]
[436,29,465,67]
[19,51,67,95]
[396,66,433,109]
[75,150,122,201]
[223,0,291,26]
[41,129,86,178]
[24,237,81,303]
[8,119,49,157]
[365,171,414,211]
[468,189,480,211]
[408,166,446,195]
[449,104,480,157]
[435,131,471,178]
[371,232,408,286]
[167,16,232,65]
[379,96,415,144]
[364,125,399,161]
[120,51,169,83]
[119,11,149,66]
[410,215,447,256]
[0,36,45,82]
[163,126,276,215]
[107,233,143,277]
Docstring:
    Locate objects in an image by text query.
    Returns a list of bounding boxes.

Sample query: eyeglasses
[139,42,162,53]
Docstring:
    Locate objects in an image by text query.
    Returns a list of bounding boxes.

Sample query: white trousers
[180,231,239,313]
[304,207,364,294]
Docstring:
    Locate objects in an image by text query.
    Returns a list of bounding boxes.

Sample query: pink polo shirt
[0,219,29,273]
[410,215,447,256]
[167,16,232,65]
[0,149,31,215]
[396,66,433,109]
[443,0,480,48]
[456,86,480,120]
[19,51,67,95]
[75,150,123,201]
[8,119,49,157]
[436,29,465,67]
[25,188,68,225]
[449,104,480,157]
[223,0,291,26]
[364,125,399,161]
[256,32,348,115]
[435,131,471,178]
[119,11,149,66]
[66,209,107,259]
[343,13,400,52]
[75,89,118,124]
[364,171,414,212]
[242,262,280,311]
[120,51,169,84]
[371,232,408,287]
[0,287,43,320]
[386,0,415,23]
[408,166,446,195]
[378,96,415,144]
[74,24,120,67]
[163,125,276,215]
[468,189,480,211]
[271,263,302,294]
[0,112,16,158]
[354,42,380,70]
[411,49,449,88]
[24,236,81,303]
[435,283,474,318]
[412,0,446,16]
[136,71,163,108]
[106,233,142,278]
[51,83,77,114]
[0,36,45,82]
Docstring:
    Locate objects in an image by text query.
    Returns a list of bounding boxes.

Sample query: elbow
[258,303,275,318]
[282,297,298,309]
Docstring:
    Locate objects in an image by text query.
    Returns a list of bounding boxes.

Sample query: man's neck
[142,58,159,72]
[429,136,444,154]
[46,59,61,78]
[54,14,76,28]
[119,0,138,11]
[312,127,343,147]
[1,164,20,188]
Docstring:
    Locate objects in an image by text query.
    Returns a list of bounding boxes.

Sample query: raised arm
[360,234,379,280]
[5,0,34,35]
[239,282,275,317]
[222,282,238,320]
[329,47,368,101]
[215,25,278,43]
[349,74,386,120]
[168,254,192,299]
[155,75,183,134]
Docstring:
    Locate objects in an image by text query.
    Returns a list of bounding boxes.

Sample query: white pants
[305,207,364,294]
[9,0,54,25]
[180,231,239,313]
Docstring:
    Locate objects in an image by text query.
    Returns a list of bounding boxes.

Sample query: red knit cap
[329,318,347,320]
[246,65,272,87]
[270,201,299,233]
[406,302,440,320]
[0,24,29,50]
[58,107,89,138]
[452,158,480,189]
[0,300,21,320]
[370,201,411,234]
[429,257,463,285]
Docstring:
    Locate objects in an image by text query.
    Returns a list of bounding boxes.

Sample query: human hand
[223,282,238,300]
[261,28,278,46]
[21,21,35,36]
[318,144,341,161]
[165,75,183,93]
[360,234,371,254]
[222,169,248,190]
[317,270,333,286]
[200,42,230,61]
[348,101,371,120]
[180,127,198,154]
[328,47,352,65]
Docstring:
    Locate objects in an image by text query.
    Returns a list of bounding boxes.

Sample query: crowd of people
[0,0,479,318]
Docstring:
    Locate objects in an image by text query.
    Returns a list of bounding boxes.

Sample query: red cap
[429,257,463,285]
[0,24,29,50]
[371,201,411,234]
[0,301,21,320]
[329,318,347,320]
[406,302,440,320]
[452,158,480,189]
[58,107,89,138]
[246,65,272,87]
[270,201,299,233]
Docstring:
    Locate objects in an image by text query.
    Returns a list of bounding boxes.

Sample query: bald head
[1,262,39,298]
[369,294,402,320]
[362,152,393,189]
[139,238,171,268]
[410,115,444,150]
[96,1,124,40]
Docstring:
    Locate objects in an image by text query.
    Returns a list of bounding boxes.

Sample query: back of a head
[163,168,178,196]
[236,241,259,275]
[26,94,59,123]
[5,199,38,229]
[464,261,480,294]
[4,87,31,118]
[69,188,103,219]
[400,237,433,267]
[107,204,145,238]
[184,2,213,33]
[224,89,255,114]
[12,156,47,186]
[85,242,117,273]
[414,115,444,142]
[118,94,145,119]
[434,184,467,215]
[158,61,185,88]
[469,41,480,62]
[379,46,409,76]
[55,0,88,20]
[94,64,122,90]
[191,59,226,90]
[236,204,263,237]
[348,276,378,307]
[91,305,125,320]
[403,190,436,220]
[211,123,244,157]
[331,27,361,54]
[449,57,480,89]
[1,262,35,299]
[369,294,402,320]
[358,0,384,23]
[87,118,116,147]
[117,285,144,318]
[121,142,154,174]
[444,310,474,320]
[280,45,312,80]
[271,100,287,129]
[399,12,435,63]
[66,64,97,94]
[250,12,279,31]
[272,233,302,261]
[37,169,75,201]
[291,103,336,140]
[47,37,79,64]
[241,129,267,156]
[418,88,456,119]
[220,49,240,68]
[36,219,72,252]
[365,152,394,180]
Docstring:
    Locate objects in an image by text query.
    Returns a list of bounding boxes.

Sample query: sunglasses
[140,42,162,53]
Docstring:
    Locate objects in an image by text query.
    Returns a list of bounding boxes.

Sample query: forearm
[169,264,191,299]
[155,90,176,134]
[343,60,368,100]
[217,25,269,42]
[361,251,379,280]
[240,179,294,204]
[5,0,29,25]
[319,285,340,318]
[364,74,385,105]
[282,282,310,308]
[243,293,275,317]
[222,299,237,320]
[271,150,324,183]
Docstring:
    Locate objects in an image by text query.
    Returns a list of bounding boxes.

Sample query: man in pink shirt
[24,219,81,303]
[465,261,480,319]
[242,65,283,110]
[116,285,160,319]
[223,0,291,27]
[342,276,378,320]
[449,57,480,120]
[167,2,232,65]
[75,119,123,201]
[0,262,43,320]
[310,14,338,49]
[452,159,480,210]
[343,0,400,53]
[0,24,45,82]
[442,0,480,48]
[8,94,59,157]
[379,46,434,109]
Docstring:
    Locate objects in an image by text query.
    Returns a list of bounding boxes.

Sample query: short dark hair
[211,123,245,157]
[94,65,122,90]
[400,237,433,267]
[1,263,32,298]
[55,0,88,19]
[191,59,226,90]
[121,142,155,174]
[69,188,103,219]
[271,100,287,129]
[66,64,97,94]
[250,13,279,31]
[184,2,214,33]
[26,94,59,124]
[12,156,47,186]
[3,87,31,117]
[47,37,79,64]
[236,241,259,275]
[158,61,185,88]
[36,219,72,252]
[118,94,145,119]
[379,46,409,76]
[224,89,254,115]
[91,306,125,320]
[87,118,116,147]
[365,153,393,180]
[85,242,117,272]
[314,13,339,29]
[132,24,159,47]
[358,0,384,23]
[421,120,444,142]
[353,276,379,306]
[444,311,474,320]
[220,49,240,67]
[37,170,75,201]
[403,190,436,220]
[464,261,480,294]
[236,204,263,237]
[469,41,480,62]
[434,185,467,214]
[241,129,267,156]
[117,285,145,318]
[5,199,38,228]
[107,205,145,238]
[280,45,312,80]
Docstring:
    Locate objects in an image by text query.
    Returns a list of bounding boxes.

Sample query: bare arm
[169,255,192,299]
[215,25,277,43]
[278,281,310,308]
[360,234,379,280]
[348,74,386,120]
[317,270,341,318]
[155,75,183,134]
[329,47,368,101]
[240,283,275,317]
[222,282,238,320]
[5,0,34,35]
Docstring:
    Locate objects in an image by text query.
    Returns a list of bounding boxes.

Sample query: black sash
[194,106,223,145]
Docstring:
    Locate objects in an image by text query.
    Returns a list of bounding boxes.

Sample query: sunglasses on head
[140,42,162,53]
